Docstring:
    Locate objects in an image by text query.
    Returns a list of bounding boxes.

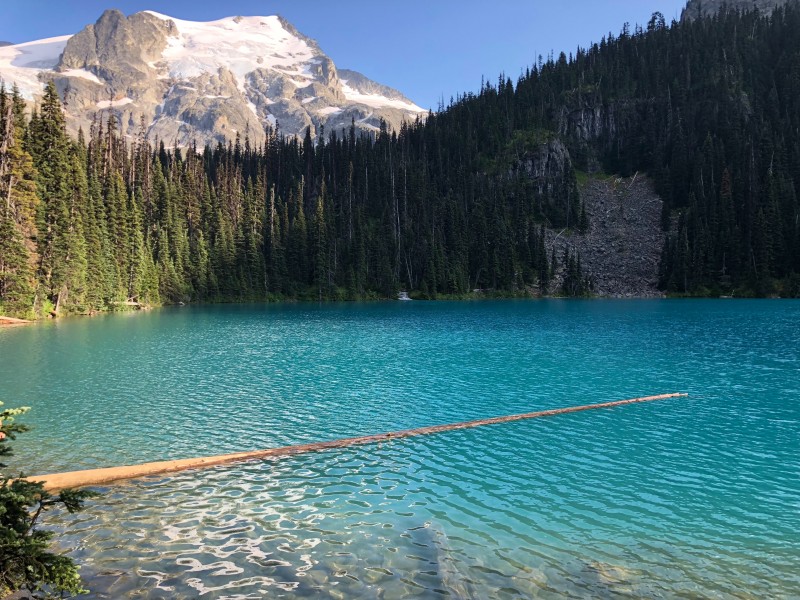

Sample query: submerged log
[29,393,687,491]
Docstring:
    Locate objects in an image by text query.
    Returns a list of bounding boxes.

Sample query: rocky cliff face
[513,139,574,191]
[0,10,426,146]
[682,0,794,20]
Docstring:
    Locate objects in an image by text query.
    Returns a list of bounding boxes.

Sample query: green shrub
[0,403,97,598]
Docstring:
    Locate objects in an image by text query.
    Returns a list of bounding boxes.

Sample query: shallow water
[1,300,798,598]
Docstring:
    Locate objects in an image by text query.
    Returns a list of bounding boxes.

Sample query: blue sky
[1,1,689,110]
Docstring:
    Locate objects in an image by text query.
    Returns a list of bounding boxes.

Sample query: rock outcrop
[0,10,426,146]
[682,0,794,20]
[513,138,576,197]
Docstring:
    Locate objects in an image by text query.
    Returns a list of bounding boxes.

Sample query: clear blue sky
[0,1,689,110]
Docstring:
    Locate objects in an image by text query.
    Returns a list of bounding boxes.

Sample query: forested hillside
[555,6,800,296]
[0,80,578,318]
[1,5,799,318]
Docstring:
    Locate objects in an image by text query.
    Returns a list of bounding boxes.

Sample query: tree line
[0,78,579,318]
[2,5,799,317]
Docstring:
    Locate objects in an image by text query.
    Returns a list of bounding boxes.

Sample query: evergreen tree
[0,403,98,597]
[27,82,84,314]
[0,86,37,316]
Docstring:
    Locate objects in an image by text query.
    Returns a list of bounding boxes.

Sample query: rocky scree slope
[0,10,426,146]
[547,175,665,298]
[507,137,664,297]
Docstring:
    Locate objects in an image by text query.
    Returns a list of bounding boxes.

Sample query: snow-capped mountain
[0,10,426,146]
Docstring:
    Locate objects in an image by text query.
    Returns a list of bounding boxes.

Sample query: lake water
[1,300,798,598]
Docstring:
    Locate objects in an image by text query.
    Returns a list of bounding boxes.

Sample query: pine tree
[0,85,37,317]
[27,82,82,315]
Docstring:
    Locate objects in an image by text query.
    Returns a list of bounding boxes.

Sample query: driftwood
[28,393,687,491]
[0,316,32,326]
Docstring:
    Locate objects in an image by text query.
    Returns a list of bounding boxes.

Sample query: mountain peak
[0,10,425,146]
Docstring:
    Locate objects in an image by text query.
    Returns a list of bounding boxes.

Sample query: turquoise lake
[0,300,798,598]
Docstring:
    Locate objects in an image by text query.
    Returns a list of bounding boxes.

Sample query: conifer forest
[1,6,799,318]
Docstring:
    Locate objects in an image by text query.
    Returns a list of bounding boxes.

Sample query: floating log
[0,316,32,326]
[29,393,686,491]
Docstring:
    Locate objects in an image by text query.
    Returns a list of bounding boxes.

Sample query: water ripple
[3,300,798,597]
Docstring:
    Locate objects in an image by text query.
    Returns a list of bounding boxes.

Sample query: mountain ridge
[682,0,795,20]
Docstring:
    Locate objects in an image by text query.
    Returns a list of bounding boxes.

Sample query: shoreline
[0,293,788,327]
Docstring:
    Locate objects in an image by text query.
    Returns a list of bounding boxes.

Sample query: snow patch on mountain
[60,68,103,84]
[96,97,133,109]
[144,12,317,88]
[342,80,425,113]
[0,35,70,98]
